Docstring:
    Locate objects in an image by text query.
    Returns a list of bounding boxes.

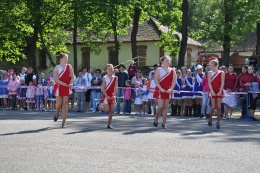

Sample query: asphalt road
[0,110,259,173]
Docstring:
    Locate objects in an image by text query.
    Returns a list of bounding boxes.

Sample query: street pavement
[0,110,260,173]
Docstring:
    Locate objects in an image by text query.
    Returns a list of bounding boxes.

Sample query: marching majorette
[153,55,177,129]
[53,53,74,128]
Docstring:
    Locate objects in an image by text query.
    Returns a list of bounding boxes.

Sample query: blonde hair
[106,64,114,70]
[209,59,219,66]
[160,55,170,62]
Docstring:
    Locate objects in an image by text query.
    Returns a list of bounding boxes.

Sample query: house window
[39,51,47,69]
[137,45,147,67]
[81,47,90,68]
[107,46,117,65]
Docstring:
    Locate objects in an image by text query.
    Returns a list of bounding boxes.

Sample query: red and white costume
[208,70,225,98]
[53,64,72,96]
[101,75,117,104]
[153,67,175,99]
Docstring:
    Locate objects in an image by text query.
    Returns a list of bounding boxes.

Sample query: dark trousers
[124,100,131,113]
[11,95,17,110]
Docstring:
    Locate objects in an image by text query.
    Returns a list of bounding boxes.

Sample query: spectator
[39,72,47,86]
[240,66,260,120]
[131,70,144,85]
[115,64,128,114]
[235,65,248,116]
[25,67,35,86]
[75,70,87,112]
[7,73,20,110]
[200,66,211,118]
[256,67,260,77]
[123,80,132,115]
[91,69,102,113]
[89,68,95,77]
[19,67,27,80]
[222,64,237,119]
[148,64,159,80]
[82,66,92,111]
[46,70,54,82]
[249,51,258,67]
[128,60,137,80]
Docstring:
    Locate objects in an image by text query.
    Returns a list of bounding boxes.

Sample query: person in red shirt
[127,60,137,80]
[222,64,237,119]
[234,65,248,117]
[240,66,260,119]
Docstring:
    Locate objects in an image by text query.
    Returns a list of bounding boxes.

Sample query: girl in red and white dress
[208,60,225,129]
[53,53,74,128]
[153,56,177,129]
[98,64,118,129]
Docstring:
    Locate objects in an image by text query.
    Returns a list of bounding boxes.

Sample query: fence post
[241,86,254,120]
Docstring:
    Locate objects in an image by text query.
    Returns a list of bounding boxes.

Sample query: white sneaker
[45,109,49,112]
[20,108,24,111]
[145,112,148,115]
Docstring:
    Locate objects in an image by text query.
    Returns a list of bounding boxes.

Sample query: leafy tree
[189,0,260,65]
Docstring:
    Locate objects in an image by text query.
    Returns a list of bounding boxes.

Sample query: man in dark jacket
[249,51,258,67]
[91,69,102,112]
[25,67,35,85]
[115,64,128,114]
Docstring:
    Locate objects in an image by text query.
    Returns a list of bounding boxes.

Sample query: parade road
[0,110,259,173]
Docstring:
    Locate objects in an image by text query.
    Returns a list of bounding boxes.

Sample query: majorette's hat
[196,64,203,69]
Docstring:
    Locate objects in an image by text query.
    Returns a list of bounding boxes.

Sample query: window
[81,47,90,68]
[107,46,117,65]
[39,50,47,69]
[137,45,147,67]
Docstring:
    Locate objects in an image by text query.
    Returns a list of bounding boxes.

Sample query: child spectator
[19,67,27,80]
[43,82,50,111]
[0,73,9,110]
[7,73,20,110]
[75,70,87,112]
[35,78,44,111]
[123,80,132,115]
[39,72,47,86]
[32,75,37,86]
[26,81,35,110]
[47,80,56,111]
[134,81,144,115]
[147,72,156,115]
[142,78,149,115]
[18,78,27,110]
[46,70,54,82]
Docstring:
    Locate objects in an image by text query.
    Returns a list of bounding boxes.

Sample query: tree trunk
[178,0,188,68]
[27,24,39,73]
[114,31,119,66]
[222,0,233,66]
[39,30,56,67]
[256,22,260,55]
[131,8,141,61]
[73,0,78,74]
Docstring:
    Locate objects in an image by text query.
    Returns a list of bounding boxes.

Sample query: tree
[190,0,260,65]
[152,0,182,59]
[257,22,260,55]
[178,0,188,68]
[0,0,70,72]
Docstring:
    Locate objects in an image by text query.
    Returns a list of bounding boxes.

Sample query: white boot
[150,106,154,115]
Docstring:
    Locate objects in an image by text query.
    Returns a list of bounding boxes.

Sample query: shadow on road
[0,127,52,136]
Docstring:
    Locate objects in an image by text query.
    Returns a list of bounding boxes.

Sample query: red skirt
[153,87,171,99]
[53,84,71,96]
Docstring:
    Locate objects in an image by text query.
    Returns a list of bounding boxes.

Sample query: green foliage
[189,0,260,48]
[152,0,182,57]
